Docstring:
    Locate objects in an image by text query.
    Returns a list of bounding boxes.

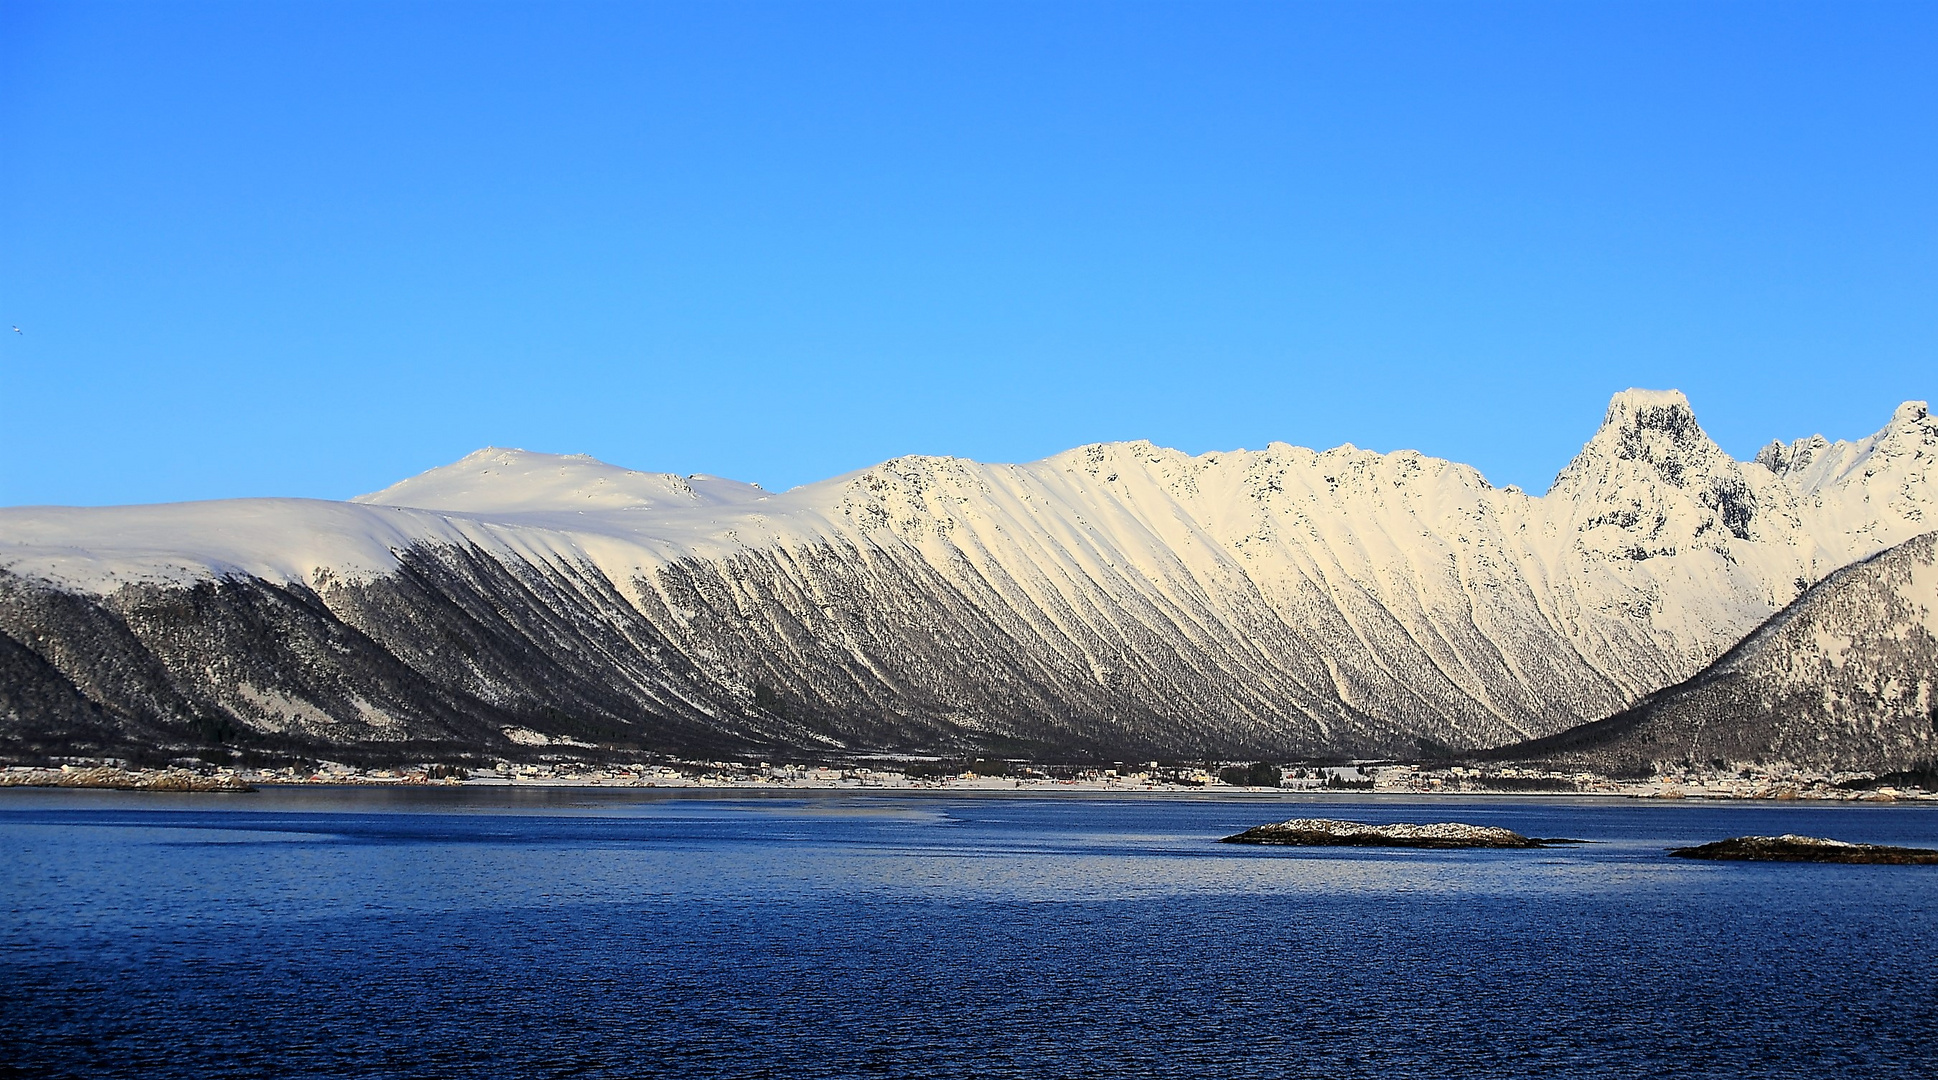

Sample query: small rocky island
[1221,818,1575,849]
[1670,834,1938,864]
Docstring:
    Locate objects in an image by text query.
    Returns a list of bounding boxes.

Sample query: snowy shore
[7,760,1931,802]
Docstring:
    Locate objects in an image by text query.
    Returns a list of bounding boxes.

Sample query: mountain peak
[1599,388,1698,439]
[1753,400,1934,501]
[1552,389,1720,495]
[1543,388,1770,551]
[1606,386,1692,410]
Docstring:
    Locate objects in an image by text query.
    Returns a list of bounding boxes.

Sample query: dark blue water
[3,789,1935,1078]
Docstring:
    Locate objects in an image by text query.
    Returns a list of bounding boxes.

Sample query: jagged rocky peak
[1756,399,1935,497]
[1754,434,1828,476]
[1546,389,1767,550]
[353,447,768,515]
[1573,388,1718,489]
[1558,389,1728,486]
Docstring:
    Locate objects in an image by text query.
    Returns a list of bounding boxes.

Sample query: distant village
[5,756,1931,802]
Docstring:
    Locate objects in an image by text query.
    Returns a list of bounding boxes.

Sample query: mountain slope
[2,391,1933,762]
[1493,530,1938,774]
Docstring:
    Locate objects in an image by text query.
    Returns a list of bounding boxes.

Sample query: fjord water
[3,790,1934,1078]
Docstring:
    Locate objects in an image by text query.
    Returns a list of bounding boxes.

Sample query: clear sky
[2,1,1933,506]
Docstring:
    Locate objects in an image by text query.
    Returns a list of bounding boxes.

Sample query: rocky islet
[1219,817,1580,848]
[1668,834,1938,864]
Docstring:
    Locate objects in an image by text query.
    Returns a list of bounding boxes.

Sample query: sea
[3,787,1935,1078]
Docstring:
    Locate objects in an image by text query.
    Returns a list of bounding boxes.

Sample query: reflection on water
[3,788,1935,1077]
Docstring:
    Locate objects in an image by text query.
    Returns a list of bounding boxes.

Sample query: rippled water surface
[4,788,1936,1078]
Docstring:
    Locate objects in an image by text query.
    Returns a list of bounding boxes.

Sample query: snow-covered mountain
[1497,529,1938,775]
[2,390,1933,762]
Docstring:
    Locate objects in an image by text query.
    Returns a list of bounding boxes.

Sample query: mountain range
[2,389,1933,767]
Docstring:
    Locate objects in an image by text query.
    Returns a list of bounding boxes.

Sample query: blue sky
[3,1,1933,505]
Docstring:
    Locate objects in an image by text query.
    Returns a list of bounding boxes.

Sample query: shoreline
[5,764,1933,803]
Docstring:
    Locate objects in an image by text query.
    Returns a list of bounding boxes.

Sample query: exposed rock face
[1,391,1934,762]
[1220,818,1557,848]
[1490,530,1938,775]
[1669,835,1938,864]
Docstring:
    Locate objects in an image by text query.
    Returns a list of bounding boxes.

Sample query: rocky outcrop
[1219,818,1569,848]
[1669,834,1938,864]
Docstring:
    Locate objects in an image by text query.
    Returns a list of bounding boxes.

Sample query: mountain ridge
[2,389,1933,763]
